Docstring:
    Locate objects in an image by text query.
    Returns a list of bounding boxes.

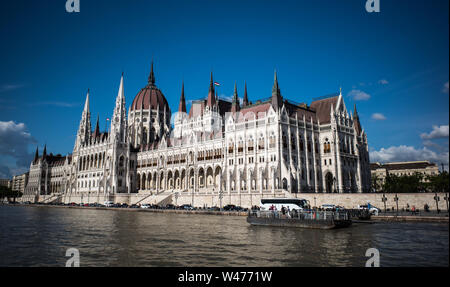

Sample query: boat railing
[249,210,349,221]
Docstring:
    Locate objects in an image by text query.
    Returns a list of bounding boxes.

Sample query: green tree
[0,186,23,203]
[371,174,383,193]
[426,171,450,193]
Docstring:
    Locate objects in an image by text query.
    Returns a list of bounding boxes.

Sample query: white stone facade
[23,64,371,204]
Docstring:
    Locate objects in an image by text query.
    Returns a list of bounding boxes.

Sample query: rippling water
[0,205,448,267]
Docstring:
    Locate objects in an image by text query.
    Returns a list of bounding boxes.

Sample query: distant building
[11,172,29,195]
[370,161,440,185]
[0,178,11,188]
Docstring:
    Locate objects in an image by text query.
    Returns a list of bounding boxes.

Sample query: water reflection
[0,206,448,267]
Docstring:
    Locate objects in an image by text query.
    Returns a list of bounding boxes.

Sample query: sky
[0,0,448,178]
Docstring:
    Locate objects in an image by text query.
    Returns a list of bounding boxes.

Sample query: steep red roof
[309,96,339,124]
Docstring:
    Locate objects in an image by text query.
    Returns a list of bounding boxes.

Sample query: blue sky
[0,0,448,177]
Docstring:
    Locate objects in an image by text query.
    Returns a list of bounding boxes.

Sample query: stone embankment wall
[34,192,449,211]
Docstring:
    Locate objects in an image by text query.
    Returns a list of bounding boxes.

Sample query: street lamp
[219,189,224,211]
[382,193,387,213]
[434,193,440,214]
[174,192,179,206]
[333,177,337,193]
[444,193,449,213]
[394,194,399,216]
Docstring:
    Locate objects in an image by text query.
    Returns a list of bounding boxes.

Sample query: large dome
[130,85,169,111]
[130,62,170,112]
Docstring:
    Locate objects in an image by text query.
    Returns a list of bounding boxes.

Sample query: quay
[2,203,449,223]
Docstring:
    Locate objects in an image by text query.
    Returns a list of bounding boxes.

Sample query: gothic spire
[231,82,240,113]
[94,114,100,138]
[176,81,186,114]
[243,81,249,107]
[271,70,282,110]
[148,61,155,85]
[207,72,216,107]
[84,89,90,114]
[353,104,362,135]
[34,146,39,163]
[43,144,47,159]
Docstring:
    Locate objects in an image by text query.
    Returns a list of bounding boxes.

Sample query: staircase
[133,190,173,206]
[41,193,63,204]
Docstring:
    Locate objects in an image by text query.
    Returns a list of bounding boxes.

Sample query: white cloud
[29,101,78,108]
[420,125,449,140]
[0,121,36,178]
[370,145,449,166]
[378,79,389,85]
[0,84,25,93]
[371,113,386,120]
[442,82,449,93]
[347,89,371,101]
[220,94,243,105]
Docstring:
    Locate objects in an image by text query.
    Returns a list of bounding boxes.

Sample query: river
[0,205,448,267]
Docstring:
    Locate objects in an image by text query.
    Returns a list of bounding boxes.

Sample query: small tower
[93,114,100,141]
[271,70,282,110]
[110,73,127,143]
[243,82,249,107]
[206,72,216,109]
[75,89,92,150]
[353,104,362,136]
[178,81,187,113]
[231,82,240,113]
[148,60,156,86]
[42,144,47,160]
[33,147,39,164]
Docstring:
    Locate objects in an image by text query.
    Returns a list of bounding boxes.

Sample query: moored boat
[247,210,352,229]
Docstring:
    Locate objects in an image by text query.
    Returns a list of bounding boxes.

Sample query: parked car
[180,204,194,210]
[223,204,236,211]
[165,204,176,209]
[141,204,151,209]
[208,206,220,211]
[104,201,114,207]
[321,204,336,210]
[358,204,381,215]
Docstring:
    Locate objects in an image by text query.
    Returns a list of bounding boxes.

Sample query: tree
[426,171,450,193]
[371,174,382,193]
[0,186,23,203]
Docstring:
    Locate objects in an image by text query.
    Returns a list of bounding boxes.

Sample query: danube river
[0,205,448,267]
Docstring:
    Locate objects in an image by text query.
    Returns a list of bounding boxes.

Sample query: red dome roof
[130,84,169,112]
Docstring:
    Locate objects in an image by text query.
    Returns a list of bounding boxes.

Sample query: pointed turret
[42,144,47,159]
[84,89,90,112]
[231,82,240,113]
[111,73,127,143]
[34,147,39,163]
[353,104,362,135]
[207,72,216,107]
[178,81,187,113]
[243,82,249,107]
[94,114,100,139]
[74,89,92,149]
[271,70,282,110]
[148,61,155,85]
